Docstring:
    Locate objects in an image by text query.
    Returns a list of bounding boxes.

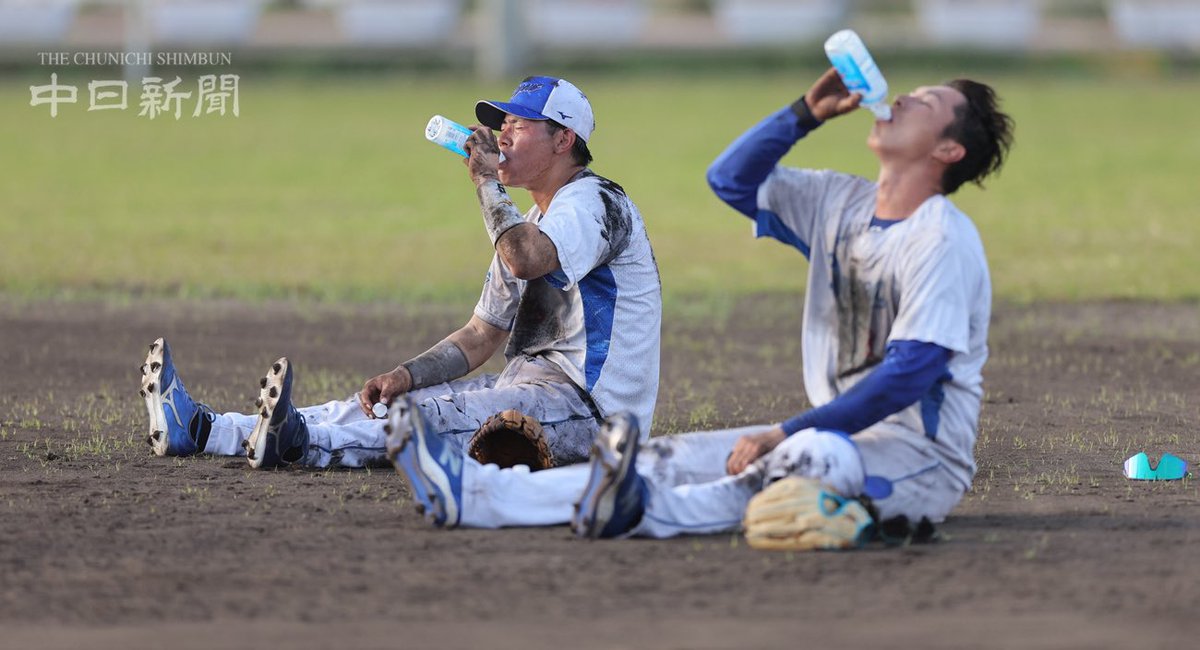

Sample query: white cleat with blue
[385,395,463,528]
[139,338,213,457]
[244,357,310,469]
[572,412,647,539]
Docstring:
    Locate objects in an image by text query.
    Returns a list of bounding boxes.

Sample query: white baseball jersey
[474,170,662,435]
[756,167,991,489]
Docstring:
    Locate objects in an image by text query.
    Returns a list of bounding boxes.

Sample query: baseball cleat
[139,338,213,456]
[385,395,462,528]
[572,412,646,539]
[244,357,309,469]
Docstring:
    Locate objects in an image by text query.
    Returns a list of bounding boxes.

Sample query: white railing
[4,0,1200,54]
[914,0,1042,48]
[1109,0,1200,48]
[0,0,81,44]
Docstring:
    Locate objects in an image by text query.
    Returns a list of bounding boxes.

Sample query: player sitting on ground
[386,68,1013,546]
[137,76,662,472]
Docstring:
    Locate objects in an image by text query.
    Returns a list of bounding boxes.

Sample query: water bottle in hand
[425,115,506,161]
[824,30,891,121]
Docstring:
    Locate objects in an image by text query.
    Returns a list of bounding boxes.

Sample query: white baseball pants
[460,422,968,535]
[203,355,601,469]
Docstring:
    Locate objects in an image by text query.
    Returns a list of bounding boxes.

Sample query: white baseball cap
[476,76,595,143]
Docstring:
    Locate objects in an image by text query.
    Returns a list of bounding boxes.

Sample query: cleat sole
[571,418,638,539]
[140,338,170,456]
[246,357,289,469]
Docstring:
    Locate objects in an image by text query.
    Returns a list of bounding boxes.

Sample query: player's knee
[872,470,963,525]
[764,428,866,498]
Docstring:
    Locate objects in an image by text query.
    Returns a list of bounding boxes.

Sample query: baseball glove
[743,476,874,551]
[467,410,554,471]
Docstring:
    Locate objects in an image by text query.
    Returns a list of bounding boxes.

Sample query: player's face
[495,115,559,188]
[867,85,966,161]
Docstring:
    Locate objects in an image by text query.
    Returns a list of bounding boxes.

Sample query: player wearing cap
[387,69,1013,546]
[137,76,662,473]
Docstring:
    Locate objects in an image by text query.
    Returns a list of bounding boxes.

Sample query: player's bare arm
[495,223,560,280]
[726,426,787,475]
[357,315,507,417]
[464,124,562,280]
[446,315,509,369]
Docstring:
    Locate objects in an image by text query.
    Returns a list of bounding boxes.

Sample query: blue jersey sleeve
[706,98,823,218]
[781,340,953,436]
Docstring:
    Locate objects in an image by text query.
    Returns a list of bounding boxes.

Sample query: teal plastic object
[1123,452,1189,481]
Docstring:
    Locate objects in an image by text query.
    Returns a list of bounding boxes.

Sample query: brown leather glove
[467,410,554,471]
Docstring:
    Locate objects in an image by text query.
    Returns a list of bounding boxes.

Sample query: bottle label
[425,115,471,157]
[829,52,868,93]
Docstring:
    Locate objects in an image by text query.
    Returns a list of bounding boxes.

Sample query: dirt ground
[1,296,1198,649]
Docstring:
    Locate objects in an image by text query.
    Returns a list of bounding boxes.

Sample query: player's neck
[527,162,586,214]
[874,163,943,220]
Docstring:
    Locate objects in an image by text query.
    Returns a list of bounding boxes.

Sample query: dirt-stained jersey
[756,167,991,488]
[474,170,662,436]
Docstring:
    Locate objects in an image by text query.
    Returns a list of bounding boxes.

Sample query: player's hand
[727,426,788,475]
[464,124,501,184]
[358,366,413,418]
[804,67,863,122]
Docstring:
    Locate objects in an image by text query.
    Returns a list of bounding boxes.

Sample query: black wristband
[789,96,824,132]
[402,340,470,390]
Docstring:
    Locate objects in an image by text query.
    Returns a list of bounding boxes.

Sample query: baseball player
[138,76,662,472]
[388,69,1013,548]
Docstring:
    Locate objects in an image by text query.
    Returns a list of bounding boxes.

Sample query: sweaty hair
[545,119,593,167]
[940,79,1014,195]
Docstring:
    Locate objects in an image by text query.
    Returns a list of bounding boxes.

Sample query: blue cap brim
[475,100,549,130]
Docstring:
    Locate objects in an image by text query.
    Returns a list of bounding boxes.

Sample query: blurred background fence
[2,1,1199,78]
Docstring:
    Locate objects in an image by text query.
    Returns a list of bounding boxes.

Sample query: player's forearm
[706,98,823,218]
[476,179,524,246]
[445,317,509,373]
[781,340,952,436]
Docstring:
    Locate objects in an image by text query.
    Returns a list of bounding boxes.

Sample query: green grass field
[3,65,1199,305]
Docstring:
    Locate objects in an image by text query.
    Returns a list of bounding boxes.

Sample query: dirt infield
[1,297,1197,649]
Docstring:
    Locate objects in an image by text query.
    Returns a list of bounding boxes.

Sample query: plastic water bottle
[823,30,891,121]
[425,115,507,162]
[425,115,472,157]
